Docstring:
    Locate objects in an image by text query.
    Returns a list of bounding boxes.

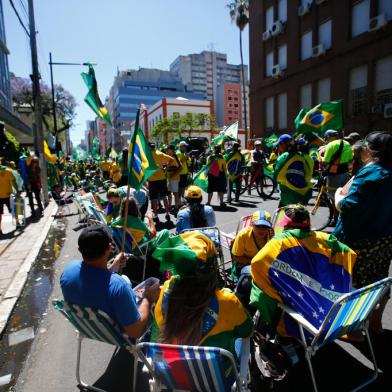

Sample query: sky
[4,0,249,146]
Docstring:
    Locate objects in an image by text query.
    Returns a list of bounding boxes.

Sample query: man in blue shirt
[60,225,159,339]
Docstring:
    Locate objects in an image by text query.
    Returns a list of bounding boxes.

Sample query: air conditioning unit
[371,104,383,114]
[272,64,283,78]
[262,30,272,41]
[271,21,284,36]
[369,14,387,32]
[384,103,392,118]
[315,0,326,4]
[312,43,326,57]
[298,2,312,16]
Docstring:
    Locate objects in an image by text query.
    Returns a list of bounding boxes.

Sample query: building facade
[249,0,392,137]
[170,51,249,128]
[107,68,203,139]
[216,84,243,128]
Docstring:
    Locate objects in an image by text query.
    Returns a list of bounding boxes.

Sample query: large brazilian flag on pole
[294,100,343,135]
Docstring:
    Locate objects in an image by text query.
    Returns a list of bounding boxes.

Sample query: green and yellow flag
[152,231,217,276]
[294,100,343,135]
[72,146,88,161]
[263,133,278,148]
[81,65,112,126]
[192,161,211,192]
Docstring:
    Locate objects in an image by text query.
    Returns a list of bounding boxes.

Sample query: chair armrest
[279,304,319,336]
[238,337,250,382]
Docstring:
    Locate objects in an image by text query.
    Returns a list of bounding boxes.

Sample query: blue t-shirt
[176,205,216,233]
[60,260,140,328]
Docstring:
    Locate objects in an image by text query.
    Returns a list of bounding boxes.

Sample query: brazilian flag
[81,65,112,126]
[295,100,343,135]
[72,146,88,161]
[192,161,211,192]
[225,150,244,181]
[127,110,158,190]
[263,133,278,148]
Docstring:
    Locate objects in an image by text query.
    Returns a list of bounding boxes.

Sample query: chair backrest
[316,277,392,346]
[111,226,138,254]
[136,342,239,392]
[53,299,134,349]
[271,207,285,235]
[236,215,252,235]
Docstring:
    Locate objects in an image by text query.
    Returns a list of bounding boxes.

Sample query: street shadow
[213,205,238,212]
[232,201,258,208]
[87,348,150,392]
[155,220,175,231]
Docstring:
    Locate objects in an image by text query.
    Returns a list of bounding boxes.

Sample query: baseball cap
[344,132,361,143]
[78,225,112,259]
[277,134,292,144]
[186,185,203,199]
[254,140,262,146]
[276,204,311,228]
[179,141,188,147]
[324,130,338,139]
[251,210,272,228]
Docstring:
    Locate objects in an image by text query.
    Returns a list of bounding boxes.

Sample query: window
[349,65,368,115]
[278,93,287,129]
[265,97,274,128]
[319,20,332,50]
[317,78,331,103]
[300,84,312,108]
[379,0,392,21]
[234,97,238,101]
[352,0,370,37]
[301,31,313,61]
[234,103,239,108]
[228,96,232,100]
[266,6,274,31]
[278,0,287,22]
[228,110,232,114]
[266,51,274,77]
[278,45,287,70]
[375,56,392,106]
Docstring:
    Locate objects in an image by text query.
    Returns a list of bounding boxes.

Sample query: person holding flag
[225,141,244,203]
[207,145,227,208]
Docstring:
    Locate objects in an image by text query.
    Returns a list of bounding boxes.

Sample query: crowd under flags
[72,146,88,161]
[81,64,112,126]
[212,120,239,146]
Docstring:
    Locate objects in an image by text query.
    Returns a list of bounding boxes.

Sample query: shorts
[179,174,188,188]
[207,172,227,194]
[168,179,179,193]
[149,179,168,200]
[0,197,11,215]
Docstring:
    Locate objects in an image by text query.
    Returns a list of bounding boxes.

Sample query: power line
[18,0,29,20]
[8,0,30,37]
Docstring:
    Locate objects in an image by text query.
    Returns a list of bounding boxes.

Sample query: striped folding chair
[279,277,392,392]
[52,299,139,392]
[136,338,251,392]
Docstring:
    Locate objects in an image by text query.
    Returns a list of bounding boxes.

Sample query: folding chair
[79,196,107,225]
[10,193,26,226]
[271,207,285,235]
[279,277,392,392]
[52,299,139,392]
[136,338,251,392]
[111,226,153,282]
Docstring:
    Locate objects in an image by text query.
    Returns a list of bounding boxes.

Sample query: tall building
[249,0,392,137]
[108,68,203,141]
[170,51,249,128]
[216,84,242,128]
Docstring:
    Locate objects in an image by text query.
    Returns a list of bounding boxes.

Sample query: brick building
[216,84,243,127]
[249,0,392,137]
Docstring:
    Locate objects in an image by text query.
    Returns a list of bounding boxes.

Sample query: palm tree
[227,0,249,147]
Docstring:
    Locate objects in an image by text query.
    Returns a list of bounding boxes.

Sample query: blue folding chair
[279,277,392,392]
[136,338,251,392]
[53,299,140,392]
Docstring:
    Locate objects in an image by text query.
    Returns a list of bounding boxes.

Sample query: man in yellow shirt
[101,158,112,180]
[0,160,18,235]
[177,141,191,201]
[148,142,173,221]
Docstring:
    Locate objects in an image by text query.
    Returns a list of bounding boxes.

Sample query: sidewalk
[0,199,58,335]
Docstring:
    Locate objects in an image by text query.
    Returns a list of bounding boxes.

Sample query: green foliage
[0,130,21,162]
[227,0,249,31]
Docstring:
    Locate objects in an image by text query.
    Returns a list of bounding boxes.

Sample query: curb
[0,202,58,336]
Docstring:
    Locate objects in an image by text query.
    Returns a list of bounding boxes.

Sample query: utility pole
[28,0,49,205]
[49,52,58,142]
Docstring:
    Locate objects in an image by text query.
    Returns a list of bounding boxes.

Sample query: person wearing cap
[151,231,253,357]
[333,131,392,333]
[273,136,314,207]
[207,145,227,208]
[176,185,216,233]
[321,130,353,214]
[177,141,191,200]
[60,225,160,339]
[250,204,356,338]
[0,158,19,235]
[344,132,361,146]
[225,141,244,203]
[251,140,266,166]
[231,211,274,282]
[148,142,174,221]
[165,145,182,213]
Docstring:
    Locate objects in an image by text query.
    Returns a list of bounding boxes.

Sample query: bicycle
[307,174,335,231]
[239,164,276,199]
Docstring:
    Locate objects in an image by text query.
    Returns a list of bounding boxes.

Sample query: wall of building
[249,0,392,136]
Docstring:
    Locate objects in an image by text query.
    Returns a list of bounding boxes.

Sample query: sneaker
[220,202,227,209]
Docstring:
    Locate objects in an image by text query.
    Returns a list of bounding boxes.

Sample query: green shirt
[323,140,353,164]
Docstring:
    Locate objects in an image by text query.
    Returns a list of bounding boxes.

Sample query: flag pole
[121,108,140,253]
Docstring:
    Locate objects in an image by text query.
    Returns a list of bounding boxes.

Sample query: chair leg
[132,352,138,392]
[351,328,379,392]
[298,324,318,392]
[75,333,107,392]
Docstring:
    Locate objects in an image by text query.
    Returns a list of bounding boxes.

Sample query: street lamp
[48,52,95,153]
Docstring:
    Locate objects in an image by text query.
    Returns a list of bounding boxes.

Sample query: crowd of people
[2,128,392,386]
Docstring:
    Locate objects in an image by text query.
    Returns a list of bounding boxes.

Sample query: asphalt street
[5,190,392,392]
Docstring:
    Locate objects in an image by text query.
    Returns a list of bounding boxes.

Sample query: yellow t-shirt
[177,151,190,175]
[149,151,173,182]
[0,167,16,199]
[232,226,264,260]
[167,156,181,181]
[101,160,111,172]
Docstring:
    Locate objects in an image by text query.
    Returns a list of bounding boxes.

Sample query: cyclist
[245,140,266,195]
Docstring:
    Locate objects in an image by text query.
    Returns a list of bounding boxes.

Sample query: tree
[227,0,249,146]
[180,113,200,137]
[10,76,77,145]
[151,117,179,143]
